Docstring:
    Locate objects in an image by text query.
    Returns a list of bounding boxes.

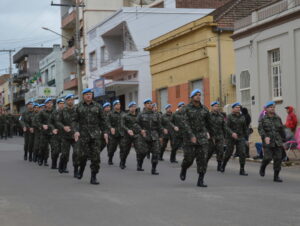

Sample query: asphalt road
[0,137,300,226]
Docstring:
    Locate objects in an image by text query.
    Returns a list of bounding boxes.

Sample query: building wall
[234,17,300,128]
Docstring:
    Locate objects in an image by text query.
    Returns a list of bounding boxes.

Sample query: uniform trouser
[77,136,101,174]
[108,135,121,158]
[120,135,139,162]
[39,133,51,162]
[100,134,107,153]
[137,138,160,164]
[224,138,246,167]
[207,138,224,162]
[181,143,208,174]
[262,146,282,172]
[60,137,78,167]
[160,137,169,158]
[170,135,182,160]
[50,135,61,161]
[2,125,8,139]
[33,131,40,157]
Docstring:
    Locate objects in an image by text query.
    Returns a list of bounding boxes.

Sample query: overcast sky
[0,0,61,73]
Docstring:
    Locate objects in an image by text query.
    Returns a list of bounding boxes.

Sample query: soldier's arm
[48,112,56,131]
[55,110,65,131]
[99,107,109,134]
[226,115,234,135]
[180,108,195,139]
[19,113,27,128]
[258,118,266,139]
[72,107,79,133]
[35,112,44,130]
[121,114,130,132]
[134,113,143,134]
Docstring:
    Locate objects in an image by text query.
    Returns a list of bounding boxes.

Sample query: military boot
[180,167,187,181]
[58,160,64,174]
[51,158,57,169]
[170,152,178,163]
[73,166,79,178]
[274,170,283,182]
[77,164,86,180]
[151,162,159,175]
[259,160,270,177]
[63,163,69,173]
[217,161,222,172]
[197,173,207,187]
[108,156,114,165]
[28,153,33,162]
[220,159,229,173]
[90,172,99,185]
[119,160,126,170]
[33,153,37,162]
[24,152,28,161]
[137,159,144,171]
[44,159,49,167]
[239,166,248,176]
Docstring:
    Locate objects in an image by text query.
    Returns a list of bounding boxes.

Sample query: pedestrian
[73,88,109,185]
[19,101,35,161]
[221,102,248,176]
[107,100,124,165]
[207,101,228,171]
[36,98,54,166]
[259,101,285,182]
[169,102,185,163]
[120,101,140,169]
[135,98,162,175]
[179,89,211,187]
[100,102,111,153]
[285,106,298,133]
[56,94,79,177]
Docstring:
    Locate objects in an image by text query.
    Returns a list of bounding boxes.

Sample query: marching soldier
[19,101,34,161]
[100,102,111,153]
[135,99,162,175]
[221,102,248,176]
[120,101,140,169]
[73,88,108,185]
[169,102,185,163]
[207,101,228,171]
[48,99,65,170]
[107,100,124,165]
[179,89,211,187]
[258,101,285,182]
[56,94,78,176]
[36,98,54,166]
[32,104,42,162]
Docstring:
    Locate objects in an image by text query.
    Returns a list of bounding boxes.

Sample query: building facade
[86,7,213,109]
[233,0,300,127]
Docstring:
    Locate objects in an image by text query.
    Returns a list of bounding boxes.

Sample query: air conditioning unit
[231,74,236,86]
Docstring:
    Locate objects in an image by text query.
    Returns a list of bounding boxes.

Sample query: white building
[86,7,213,108]
[232,0,300,127]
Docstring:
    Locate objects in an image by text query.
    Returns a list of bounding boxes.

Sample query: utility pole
[51,1,85,99]
[0,49,15,113]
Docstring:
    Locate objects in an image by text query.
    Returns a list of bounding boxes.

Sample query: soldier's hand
[232,133,238,139]
[74,132,80,142]
[265,137,271,145]
[52,129,58,135]
[110,128,116,135]
[42,125,48,130]
[29,128,34,133]
[104,133,109,144]
[128,130,134,136]
[163,129,168,135]
[191,137,197,144]
[23,127,27,132]
[64,126,71,132]
[174,126,179,132]
[141,130,147,137]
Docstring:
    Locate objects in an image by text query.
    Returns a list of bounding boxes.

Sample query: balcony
[64,74,78,90]
[63,46,76,61]
[13,89,28,103]
[62,9,76,29]
[13,71,29,83]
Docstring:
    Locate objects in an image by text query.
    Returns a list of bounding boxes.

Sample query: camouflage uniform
[36,109,53,165]
[48,109,63,169]
[207,111,228,170]
[170,110,185,162]
[100,111,110,153]
[120,111,140,168]
[222,113,248,173]
[19,110,35,161]
[160,112,175,160]
[258,114,285,180]
[56,105,78,175]
[180,102,210,175]
[107,110,124,164]
[32,112,41,162]
[74,101,108,176]
[135,108,162,174]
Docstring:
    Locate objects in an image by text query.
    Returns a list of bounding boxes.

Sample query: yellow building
[0,74,11,109]
[145,0,272,110]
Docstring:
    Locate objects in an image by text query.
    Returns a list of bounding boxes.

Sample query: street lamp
[42,27,69,40]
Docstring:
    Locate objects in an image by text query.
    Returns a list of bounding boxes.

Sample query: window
[159,88,168,112]
[129,92,133,102]
[101,46,109,64]
[191,79,204,103]
[89,51,97,71]
[269,49,282,100]
[240,70,251,111]
[49,65,55,81]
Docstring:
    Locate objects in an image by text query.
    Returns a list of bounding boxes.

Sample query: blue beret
[44,98,52,104]
[33,103,39,107]
[103,102,111,108]
[56,99,65,104]
[82,88,93,95]
[65,94,74,100]
[152,103,157,107]
[26,101,33,105]
[128,101,137,108]
[113,100,120,106]
[190,89,202,98]
[177,102,185,108]
[265,101,275,108]
[165,104,172,109]
[232,102,241,108]
[144,98,152,104]
[39,104,45,107]
[211,101,220,107]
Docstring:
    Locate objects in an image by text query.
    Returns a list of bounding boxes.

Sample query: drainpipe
[217,30,223,105]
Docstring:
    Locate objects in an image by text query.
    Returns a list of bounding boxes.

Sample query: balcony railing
[257,0,288,21]
[62,46,76,61]
[62,8,76,29]
[101,54,123,67]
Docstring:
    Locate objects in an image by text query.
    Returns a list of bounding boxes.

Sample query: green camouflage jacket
[209,111,228,140]
[56,106,77,139]
[107,110,125,137]
[226,113,248,139]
